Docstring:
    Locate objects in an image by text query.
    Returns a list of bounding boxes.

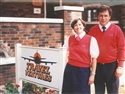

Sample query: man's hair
[97,5,112,16]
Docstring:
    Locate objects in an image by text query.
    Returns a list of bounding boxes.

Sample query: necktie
[102,26,106,32]
[76,36,80,41]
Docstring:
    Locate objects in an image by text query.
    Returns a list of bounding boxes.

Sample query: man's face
[98,10,111,26]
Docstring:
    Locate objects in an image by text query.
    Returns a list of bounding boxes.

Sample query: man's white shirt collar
[99,22,111,32]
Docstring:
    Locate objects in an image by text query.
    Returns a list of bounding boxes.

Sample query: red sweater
[88,24,125,67]
[68,34,92,68]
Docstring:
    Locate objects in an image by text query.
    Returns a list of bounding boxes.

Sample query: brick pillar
[121,5,125,35]
[54,6,84,44]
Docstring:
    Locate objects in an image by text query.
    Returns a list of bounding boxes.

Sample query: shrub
[4,80,58,94]
[22,81,47,94]
[4,80,19,94]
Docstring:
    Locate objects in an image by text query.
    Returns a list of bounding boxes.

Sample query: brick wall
[0,2,61,18]
[0,64,15,85]
[0,2,44,18]
[0,23,63,57]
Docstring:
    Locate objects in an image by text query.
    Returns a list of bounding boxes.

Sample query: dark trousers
[62,63,90,94]
[94,61,119,94]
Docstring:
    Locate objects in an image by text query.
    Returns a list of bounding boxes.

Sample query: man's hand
[115,67,123,78]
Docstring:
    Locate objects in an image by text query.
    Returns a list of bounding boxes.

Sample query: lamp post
[32,0,42,6]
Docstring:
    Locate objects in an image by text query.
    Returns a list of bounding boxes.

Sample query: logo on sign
[22,52,57,82]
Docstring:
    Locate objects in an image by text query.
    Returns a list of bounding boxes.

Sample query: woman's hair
[71,18,86,29]
[97,5,112,16]
[71,18,88,33]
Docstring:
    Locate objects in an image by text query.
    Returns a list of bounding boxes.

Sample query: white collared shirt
[63,32,99,58]
[99,22,111,32]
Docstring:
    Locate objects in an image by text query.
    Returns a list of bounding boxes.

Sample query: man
[88,5,125,94]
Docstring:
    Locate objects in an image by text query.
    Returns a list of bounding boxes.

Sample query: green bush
[22,81,47,94]
[4,80,58,94]
[4,80,19,94]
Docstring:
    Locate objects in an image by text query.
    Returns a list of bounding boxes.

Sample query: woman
[62,18,99,94]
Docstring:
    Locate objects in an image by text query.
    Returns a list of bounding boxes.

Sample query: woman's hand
[88,74,95,85]
[88,58,97,85]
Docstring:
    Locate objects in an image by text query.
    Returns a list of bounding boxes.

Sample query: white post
[15,43,22,93]
[58,48,67,94]
[60,0,62,6]
[44,0,46,18]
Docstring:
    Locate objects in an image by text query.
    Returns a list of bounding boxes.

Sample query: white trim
[85,21,119,24]
[0,17,63,23]
[0,57,15,65]
[54,6,84,11]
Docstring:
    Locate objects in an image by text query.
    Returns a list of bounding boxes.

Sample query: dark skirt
[62,63,90,94]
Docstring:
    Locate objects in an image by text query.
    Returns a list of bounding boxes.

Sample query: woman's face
[73,20,84,35]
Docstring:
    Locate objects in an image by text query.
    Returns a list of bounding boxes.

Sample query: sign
[15,44,67,93]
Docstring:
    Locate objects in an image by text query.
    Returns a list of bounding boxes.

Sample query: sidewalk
[91,84,125,94]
